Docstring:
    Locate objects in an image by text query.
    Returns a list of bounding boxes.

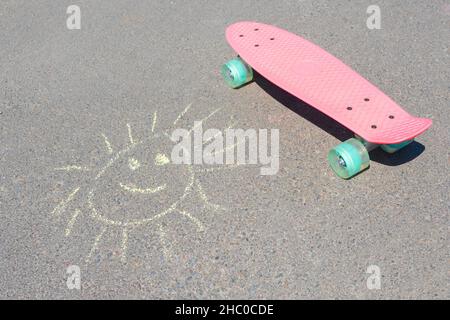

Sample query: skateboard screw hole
[364,98,370,102]
[389,115,395,119]
[270,37,275,40]
[239,34,244,37]
[347,107,352,110]
[371,125,377,129]
[254,28,259,31]
[254,44,259,47]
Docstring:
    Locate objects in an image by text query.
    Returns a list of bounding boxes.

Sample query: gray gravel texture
[0,0,448,299]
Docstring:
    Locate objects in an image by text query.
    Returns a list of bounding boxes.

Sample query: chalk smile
[119,182,167,194]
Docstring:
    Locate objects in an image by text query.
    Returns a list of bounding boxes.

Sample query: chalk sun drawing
[52,106,237,264]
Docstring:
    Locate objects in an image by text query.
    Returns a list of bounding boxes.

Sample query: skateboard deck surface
[226,22,432,144]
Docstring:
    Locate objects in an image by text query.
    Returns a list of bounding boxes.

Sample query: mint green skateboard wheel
[221,58,253,88]
[328,138,370,179]
[380,139,414,153]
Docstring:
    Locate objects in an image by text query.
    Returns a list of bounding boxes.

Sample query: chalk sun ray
[120,228,128,263]
[211,138,245,157]
[101,133,113,154]
[65,209,81,236]
[177,210,205,232]
[86,226,108,264]
[194,177,224,211]
[54,166,90,172]
[173,103,192,126]
[158,224,173,260]
[194,164,241,173]
[127,123,136,145]
[51,187,80,216]
[151,111,158,133]
[188,107,222,135]
[202,117,238,146]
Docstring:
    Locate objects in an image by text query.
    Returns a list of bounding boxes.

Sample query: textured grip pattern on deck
[226,22,432,144]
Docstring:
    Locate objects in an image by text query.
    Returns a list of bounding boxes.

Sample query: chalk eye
[155,153,170,166]
[128,158,141,171]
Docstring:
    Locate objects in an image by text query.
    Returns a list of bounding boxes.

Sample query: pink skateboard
[221,21,432,179]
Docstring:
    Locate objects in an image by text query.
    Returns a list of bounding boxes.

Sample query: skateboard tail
[363,117,432,145]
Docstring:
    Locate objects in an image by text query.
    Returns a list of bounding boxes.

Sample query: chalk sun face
[89,134,193,225]
[51,106,233,264]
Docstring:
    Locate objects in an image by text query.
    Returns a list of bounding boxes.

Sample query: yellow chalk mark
[65,209,81,236]
[89,196,169,227]
[188,107,222,134]
[202,119,238,146]
[54,166,90,172]
[154,153,170,166]
[88,166,194,227]
[158,224,172,260]
[151,111,157,133]
[119,182,167,194]
[127,123,136,145]
[178,210,205,232]
[51,187,80,216]
[128,157,141,170]
[121,228,128,263]
[173,103,192,126]
[101,133,113,154]
[94,141,140,180]
[194,164,241,173]
[86,226,107,264]
[212,139,245,157]
[195,178,223,211]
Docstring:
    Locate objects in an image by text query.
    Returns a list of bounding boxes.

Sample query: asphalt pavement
[0,0,448,299]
